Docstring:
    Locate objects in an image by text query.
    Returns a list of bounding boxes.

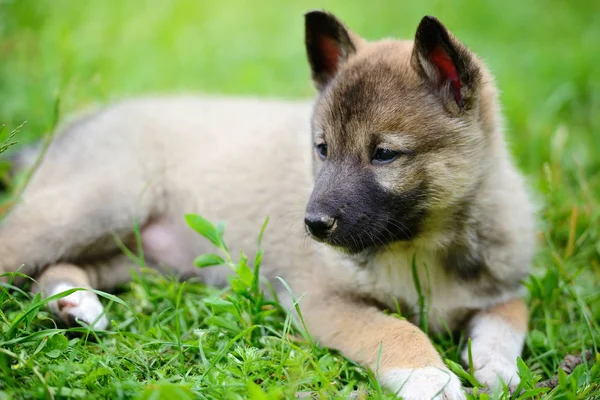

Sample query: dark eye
[315,143,328,160]
[372,148,400,164]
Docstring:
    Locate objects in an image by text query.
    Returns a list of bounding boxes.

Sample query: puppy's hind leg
[0,174,156,282]
[33,255,141,330]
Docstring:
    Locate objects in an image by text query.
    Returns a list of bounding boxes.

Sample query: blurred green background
[1,0,599,180]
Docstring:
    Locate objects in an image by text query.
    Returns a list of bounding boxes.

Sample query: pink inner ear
[429,47,463,107]
[318,36,341,75]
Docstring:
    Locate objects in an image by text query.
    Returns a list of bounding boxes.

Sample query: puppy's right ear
[304,11,358,91]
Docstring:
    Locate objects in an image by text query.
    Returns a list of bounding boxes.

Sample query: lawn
[1,0,599,399]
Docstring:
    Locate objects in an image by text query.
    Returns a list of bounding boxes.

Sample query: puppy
[0,11,534,399]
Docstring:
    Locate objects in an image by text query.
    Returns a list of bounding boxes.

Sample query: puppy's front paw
[462,346,519,390]
[462,313,524,391]
[473,356,519,391]
[381,367,465,400]
[47,283,109,330]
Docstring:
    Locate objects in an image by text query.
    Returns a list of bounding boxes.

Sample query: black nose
[304,213,336,240]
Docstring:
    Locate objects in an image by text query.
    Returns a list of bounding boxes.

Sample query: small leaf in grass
[445,358,481,387]
[558,367,568,388]
[184,214,221,247]
[194,254,225,268]
[203,296,235,311]
[216,221,226,239]
[516,357,532,384]
[138,381,194,400]
[529,329,547,349]
[247,382,268,400]
[204,315,240,332]
[45,349,62,359]
[83,367,113,384]
[254,248,263,271]
[47,333,68,351]
[571,363,588,385]
[236,264,254,287]
[237,252,254,287]
[230,277,247,294]
[478,392,490,400]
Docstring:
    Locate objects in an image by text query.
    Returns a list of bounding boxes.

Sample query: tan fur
[0,13,535,398]
[484,298,529,332]
[34,263,93,294]
[299,283,445,371]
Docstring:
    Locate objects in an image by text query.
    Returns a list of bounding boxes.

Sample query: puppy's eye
[315,143,328,160]
[372,148,399,165]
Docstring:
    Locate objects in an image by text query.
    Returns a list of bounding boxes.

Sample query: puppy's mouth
[329,237,376,255]
[305,216,421,254]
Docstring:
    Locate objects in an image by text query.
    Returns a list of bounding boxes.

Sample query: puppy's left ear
[411,16,481,112]
[304,10,360,91]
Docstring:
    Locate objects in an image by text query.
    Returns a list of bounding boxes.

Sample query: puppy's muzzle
[304,213,337,240]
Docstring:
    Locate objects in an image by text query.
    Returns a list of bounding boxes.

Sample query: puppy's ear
[304,10,359,91]
[411,16,480,111]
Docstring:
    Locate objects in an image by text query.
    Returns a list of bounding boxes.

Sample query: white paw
[473,356,519,390]
[381,367,466,400]
[47,283,109,330]
[462,314,524,391]
[462,346,520,390]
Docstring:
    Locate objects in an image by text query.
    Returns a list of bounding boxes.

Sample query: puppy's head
[303,11,498,254]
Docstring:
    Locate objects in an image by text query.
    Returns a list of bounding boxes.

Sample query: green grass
[1,0,599,398]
